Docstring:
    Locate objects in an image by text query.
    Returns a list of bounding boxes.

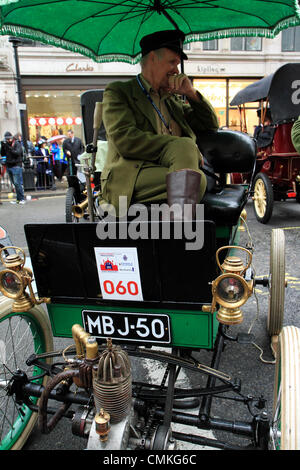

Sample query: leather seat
[202,184,248,226]
[129,184,247,226]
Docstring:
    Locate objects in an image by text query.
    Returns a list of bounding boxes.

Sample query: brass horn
[72,198,89,218]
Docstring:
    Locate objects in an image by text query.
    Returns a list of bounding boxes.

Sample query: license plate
[82,310,171,344]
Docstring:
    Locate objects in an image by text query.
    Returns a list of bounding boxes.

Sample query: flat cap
[140,29,188,60]
[4,131,13,139]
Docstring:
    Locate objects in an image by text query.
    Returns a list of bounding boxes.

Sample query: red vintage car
[230,63,300,223]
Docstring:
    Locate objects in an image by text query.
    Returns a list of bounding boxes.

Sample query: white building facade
[0,27,299,144]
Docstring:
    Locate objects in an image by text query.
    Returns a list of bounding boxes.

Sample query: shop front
[21,75,111,145]
[26,89,85,143]
[193,77,259,134]
[20,60,261,146]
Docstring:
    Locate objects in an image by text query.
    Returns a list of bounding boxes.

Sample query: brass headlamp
[211,246,253,325]
[0,246,50,312]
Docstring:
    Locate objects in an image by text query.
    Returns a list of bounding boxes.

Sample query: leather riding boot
[166,169,201,220]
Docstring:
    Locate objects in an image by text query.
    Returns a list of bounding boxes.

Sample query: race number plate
[82,310,171,344]
[94,247,143,301]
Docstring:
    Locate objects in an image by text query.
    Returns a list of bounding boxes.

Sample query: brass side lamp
[211,245,253,325]
[0,246,50,312]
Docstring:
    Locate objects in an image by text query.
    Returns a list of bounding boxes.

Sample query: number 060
[103,280,139,296]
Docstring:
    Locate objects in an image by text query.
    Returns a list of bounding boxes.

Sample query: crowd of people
[0,129,84,204]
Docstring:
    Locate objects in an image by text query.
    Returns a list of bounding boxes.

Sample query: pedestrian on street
[63,129,84,176]
[0,131,26,204]
[50,141,62,182]
[35,139,51,189]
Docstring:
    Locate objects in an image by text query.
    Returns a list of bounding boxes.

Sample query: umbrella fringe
[0,0,19,4]
[0,24,142,64]
[185,18,300,42]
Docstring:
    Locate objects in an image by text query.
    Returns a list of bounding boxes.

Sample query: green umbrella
[1,0,300,63]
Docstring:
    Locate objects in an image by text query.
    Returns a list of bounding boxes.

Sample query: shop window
[282,26,300,51]
[229,79,260,135]
[26,90,84,143]
[183,43,191,51]
[231,37,262,51]
[193,78,258,131]
[193,78,227,128]
[203,40,218,51]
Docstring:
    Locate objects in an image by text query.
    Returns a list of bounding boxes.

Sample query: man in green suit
[101,29,219,217]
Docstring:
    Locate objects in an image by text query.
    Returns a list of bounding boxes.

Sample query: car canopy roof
[230,63,300,124]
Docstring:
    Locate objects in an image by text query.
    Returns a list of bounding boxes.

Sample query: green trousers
[133,137,207,204]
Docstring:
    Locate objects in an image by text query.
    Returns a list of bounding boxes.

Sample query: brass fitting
[94,408,110,442]
[71,324,98,360]
[0,246,50,312]
[238,209,247,232]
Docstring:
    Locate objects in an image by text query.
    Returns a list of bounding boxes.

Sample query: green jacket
[101,76,219,213]
[291,117,300,154]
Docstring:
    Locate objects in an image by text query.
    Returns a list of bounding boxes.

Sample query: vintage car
[65,90,106,223]
[0,91,299,452]
[230,63,300,223]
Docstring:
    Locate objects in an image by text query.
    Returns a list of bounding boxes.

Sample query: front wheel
[296,182,300,203]
[0,297,53,450]
[253,173,274,224]
[267,229,285,339]
[65,186,80,223]
[271,326,300,449]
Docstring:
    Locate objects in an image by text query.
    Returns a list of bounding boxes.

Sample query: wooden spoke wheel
[253,173,274,224]
[271,326,300,450]
[267,229,286,341]
[0,297,53,450]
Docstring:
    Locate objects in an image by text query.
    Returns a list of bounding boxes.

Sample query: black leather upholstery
[197,129,256,174]
[196,129,255,225]
[202,184,248,226]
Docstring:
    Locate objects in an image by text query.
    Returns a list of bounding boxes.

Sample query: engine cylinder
[93,338,132,423]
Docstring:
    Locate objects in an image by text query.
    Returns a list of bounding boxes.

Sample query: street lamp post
[9,36,28,153]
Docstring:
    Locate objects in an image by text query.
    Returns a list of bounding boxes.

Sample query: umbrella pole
[82,157,95,222]
[161,9,184,73]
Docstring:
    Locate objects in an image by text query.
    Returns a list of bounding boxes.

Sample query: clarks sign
[66,62,94,72]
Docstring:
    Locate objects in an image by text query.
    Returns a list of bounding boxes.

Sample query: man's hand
[166,73,199,101]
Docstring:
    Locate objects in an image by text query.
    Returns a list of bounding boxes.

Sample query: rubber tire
[0,297,53,450]
[253,173,274,224]
[65,186,79,223]
[272,326,300,449]
[152,424,172,450]
[267,229,285,336]
[296,183,300,203]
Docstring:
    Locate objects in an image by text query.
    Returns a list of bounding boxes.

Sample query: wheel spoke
[0,306,52,450]
[253,173,274,223]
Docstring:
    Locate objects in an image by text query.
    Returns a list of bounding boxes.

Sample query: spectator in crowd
[0,131,26,204]
[0,152,3,204]
[63,129,84,175]
[50,140,62,182]
[35,139,51,189]
[61,150,69,178]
